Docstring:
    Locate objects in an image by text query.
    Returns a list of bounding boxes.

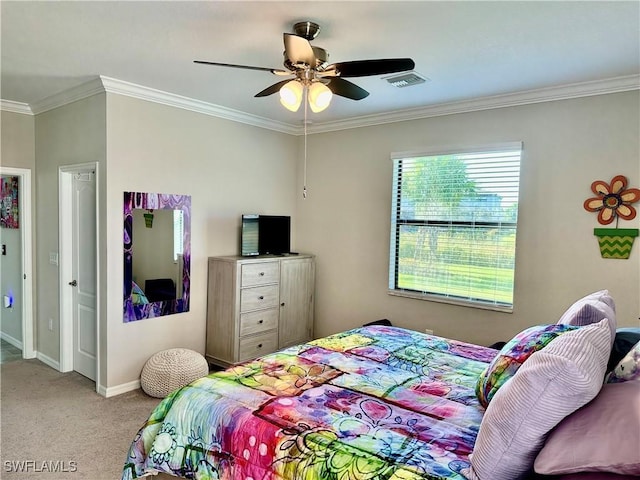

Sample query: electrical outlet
[424,328,434,335]
[48,318,54,331]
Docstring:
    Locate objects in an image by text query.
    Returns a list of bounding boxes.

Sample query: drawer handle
[258,295,264,300]
[280,302,285,307]
[257,343,263,348]
[258,319,264,324]
[259,272,265,276]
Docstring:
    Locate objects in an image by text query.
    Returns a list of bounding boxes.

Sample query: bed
[123,325,496,479]
[122,293,640,480]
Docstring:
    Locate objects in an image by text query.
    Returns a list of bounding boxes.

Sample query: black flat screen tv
[241,214,291,256]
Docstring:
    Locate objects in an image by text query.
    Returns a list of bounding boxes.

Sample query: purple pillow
[534,381,640,475]
[462,318,612,480]
[476,324,577,407]
[556,474,640,480]
[557,290,616,346]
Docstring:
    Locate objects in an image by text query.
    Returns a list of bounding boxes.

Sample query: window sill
[388,289,513,313]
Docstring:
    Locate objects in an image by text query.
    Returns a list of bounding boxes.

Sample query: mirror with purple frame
[123,191,191,322]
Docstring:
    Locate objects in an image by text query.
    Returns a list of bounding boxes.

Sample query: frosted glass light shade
[279,80,303,112]
[308,82,332,113]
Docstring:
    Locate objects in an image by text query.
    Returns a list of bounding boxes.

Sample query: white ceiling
[2,1,639,128]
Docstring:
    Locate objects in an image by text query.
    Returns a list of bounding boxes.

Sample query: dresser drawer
[240,285,279,312]
[241,262,279,287]
[238,332,278,361]
[240,308,278,337]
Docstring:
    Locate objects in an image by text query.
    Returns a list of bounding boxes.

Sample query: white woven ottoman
[141,348,209,398]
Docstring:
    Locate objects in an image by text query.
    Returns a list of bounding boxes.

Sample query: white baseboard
[1,331,23,350]
[36,351,60,371]
[14,351,138,399]
[102,379,141,398]
[23,349,37,359]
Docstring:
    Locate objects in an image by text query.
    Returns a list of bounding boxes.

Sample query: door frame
[0,166,35,359]
[59,162,100,390]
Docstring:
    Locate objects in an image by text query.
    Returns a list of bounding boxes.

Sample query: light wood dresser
[205,254,315,367]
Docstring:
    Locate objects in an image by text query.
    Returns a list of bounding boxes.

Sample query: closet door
[278,257,315,348]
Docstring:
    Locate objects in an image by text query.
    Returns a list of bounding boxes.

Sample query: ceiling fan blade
[327,78,369,101]
[255,79,293,97]
[283,33,316,66]
[329,58,415,78]
[194,60,289,75]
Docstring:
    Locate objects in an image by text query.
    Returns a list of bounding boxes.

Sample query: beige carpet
[1,359,160,479]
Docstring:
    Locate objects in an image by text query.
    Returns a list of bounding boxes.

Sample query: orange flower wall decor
[583,175,640,225]
[584,175,640,259]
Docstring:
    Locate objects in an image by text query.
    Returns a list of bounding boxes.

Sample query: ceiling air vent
[383,72,429,88]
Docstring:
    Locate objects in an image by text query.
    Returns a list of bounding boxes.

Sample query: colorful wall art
[0,176,19,229]
[584,175,640,259]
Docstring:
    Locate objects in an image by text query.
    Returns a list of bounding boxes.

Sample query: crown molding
[24,75,296,134]
[28,78,105,115]
[0,100,33,115]
[305,74,640,134]
[99,76,299,135]
[5,74,638,134]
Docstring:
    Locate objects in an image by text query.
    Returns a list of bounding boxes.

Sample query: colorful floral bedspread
[122,326,497,480]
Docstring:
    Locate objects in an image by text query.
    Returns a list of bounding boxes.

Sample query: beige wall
[5,87,640,392]
[296,91,640,346]
[1,110,35,169]
[104,94,298,388]
[34,94,107,362]
[1,111,36,346]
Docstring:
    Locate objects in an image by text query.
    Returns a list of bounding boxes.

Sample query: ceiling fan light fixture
[308,82,332,113]
[279,80,303,111]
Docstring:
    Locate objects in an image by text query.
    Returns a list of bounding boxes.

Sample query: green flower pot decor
[143,212,154,228]
[584,175,640,260]
[593,228,638,259]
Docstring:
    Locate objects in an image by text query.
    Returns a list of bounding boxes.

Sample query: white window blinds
[389,143,522,310]
[173,209,184,262]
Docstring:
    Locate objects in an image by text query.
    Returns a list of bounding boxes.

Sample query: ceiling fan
[194,21,415,113]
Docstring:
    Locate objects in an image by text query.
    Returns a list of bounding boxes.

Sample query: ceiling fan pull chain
[303,86,308,199]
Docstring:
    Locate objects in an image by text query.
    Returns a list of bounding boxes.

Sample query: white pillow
[462,318,612,480]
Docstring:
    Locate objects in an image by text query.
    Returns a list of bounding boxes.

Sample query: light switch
[49,252,59,266]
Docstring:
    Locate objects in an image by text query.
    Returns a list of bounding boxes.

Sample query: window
[389,143,522,311]
[173,209,184,262]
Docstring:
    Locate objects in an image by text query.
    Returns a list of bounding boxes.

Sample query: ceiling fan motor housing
[293,21,321,40]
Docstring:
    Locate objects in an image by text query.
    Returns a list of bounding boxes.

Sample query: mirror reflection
[131,209,184,302]
[123,192,191,323]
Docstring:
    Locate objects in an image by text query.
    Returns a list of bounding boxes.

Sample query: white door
[70,171,97,380]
